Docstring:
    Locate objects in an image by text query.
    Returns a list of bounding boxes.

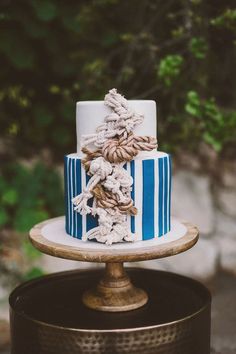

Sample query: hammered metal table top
[9,269,211,354]
[10,269,210,330]
[29,217,199,262]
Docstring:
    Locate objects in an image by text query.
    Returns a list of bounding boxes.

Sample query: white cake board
[42,217,185,250]
[30,216,198,263]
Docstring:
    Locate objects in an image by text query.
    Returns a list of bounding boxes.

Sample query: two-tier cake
[64,89,171,245]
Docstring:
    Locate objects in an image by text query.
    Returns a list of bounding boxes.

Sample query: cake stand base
[29,217,198,312]
[9,269,211,354]
[82,262,148,311]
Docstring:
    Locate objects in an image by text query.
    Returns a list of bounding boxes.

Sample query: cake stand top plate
[29,216,198,263]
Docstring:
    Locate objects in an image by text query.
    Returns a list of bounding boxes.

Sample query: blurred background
[0,1,235,353]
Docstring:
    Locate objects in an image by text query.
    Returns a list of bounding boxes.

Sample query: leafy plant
[211,8,236,30]
[184,91,236,152]
[0,162,64,232]
[0,0,235,160]
[189,37,208,59]
[158,55,184,87]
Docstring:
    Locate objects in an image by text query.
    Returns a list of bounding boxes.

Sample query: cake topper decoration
[72,88,157,245]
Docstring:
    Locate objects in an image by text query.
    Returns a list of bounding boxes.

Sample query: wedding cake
[64,89,171,245]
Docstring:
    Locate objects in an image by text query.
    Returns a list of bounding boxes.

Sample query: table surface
[29,216,199,263]
[10,268,210,330]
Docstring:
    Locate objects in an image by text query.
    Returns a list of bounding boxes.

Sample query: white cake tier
[76,100,157,155]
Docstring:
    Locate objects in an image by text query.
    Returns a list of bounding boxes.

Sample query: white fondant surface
[41,217,186,251]
[76,100,157,154]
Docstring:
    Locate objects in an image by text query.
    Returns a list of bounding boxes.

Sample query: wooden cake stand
[29,216,198,312]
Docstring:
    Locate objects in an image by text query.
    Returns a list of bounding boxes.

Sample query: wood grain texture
[82,263,148,312]
[29,217,199,263]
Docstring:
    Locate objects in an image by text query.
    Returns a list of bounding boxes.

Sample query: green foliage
[23,266,45,281]
[158,55,184,87]
[184,91,228,152]
[2,189,18,206]
[185,91,201,116]
[0,1,235,159]
[211,8,236,30]
[22,241,42,261]
[31,0,58,22]
[0,207,9,226]
[189,37,208,59]
[0,28,35,69]
[0,162,64,232]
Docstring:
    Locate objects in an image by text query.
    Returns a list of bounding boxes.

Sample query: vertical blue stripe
[70,158,74,236]
[86,172,98,232]
[72,159,76,236]
[158,158,164,236]
[68,157,72,235]
[75,159,82,238]
[142,159,155,240]
[130,160,135,233]
[168,155,172,231]
[73,159,77,236]
[164,157,168,234]
[64,156,69,234]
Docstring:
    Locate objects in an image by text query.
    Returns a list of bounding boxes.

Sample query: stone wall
[136,152,236,282]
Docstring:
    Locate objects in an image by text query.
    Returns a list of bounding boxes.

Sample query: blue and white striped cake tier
[64,152,172,241]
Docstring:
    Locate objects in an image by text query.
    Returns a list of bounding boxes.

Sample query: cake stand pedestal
[82,262,148,312]
[29,216,198,312]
